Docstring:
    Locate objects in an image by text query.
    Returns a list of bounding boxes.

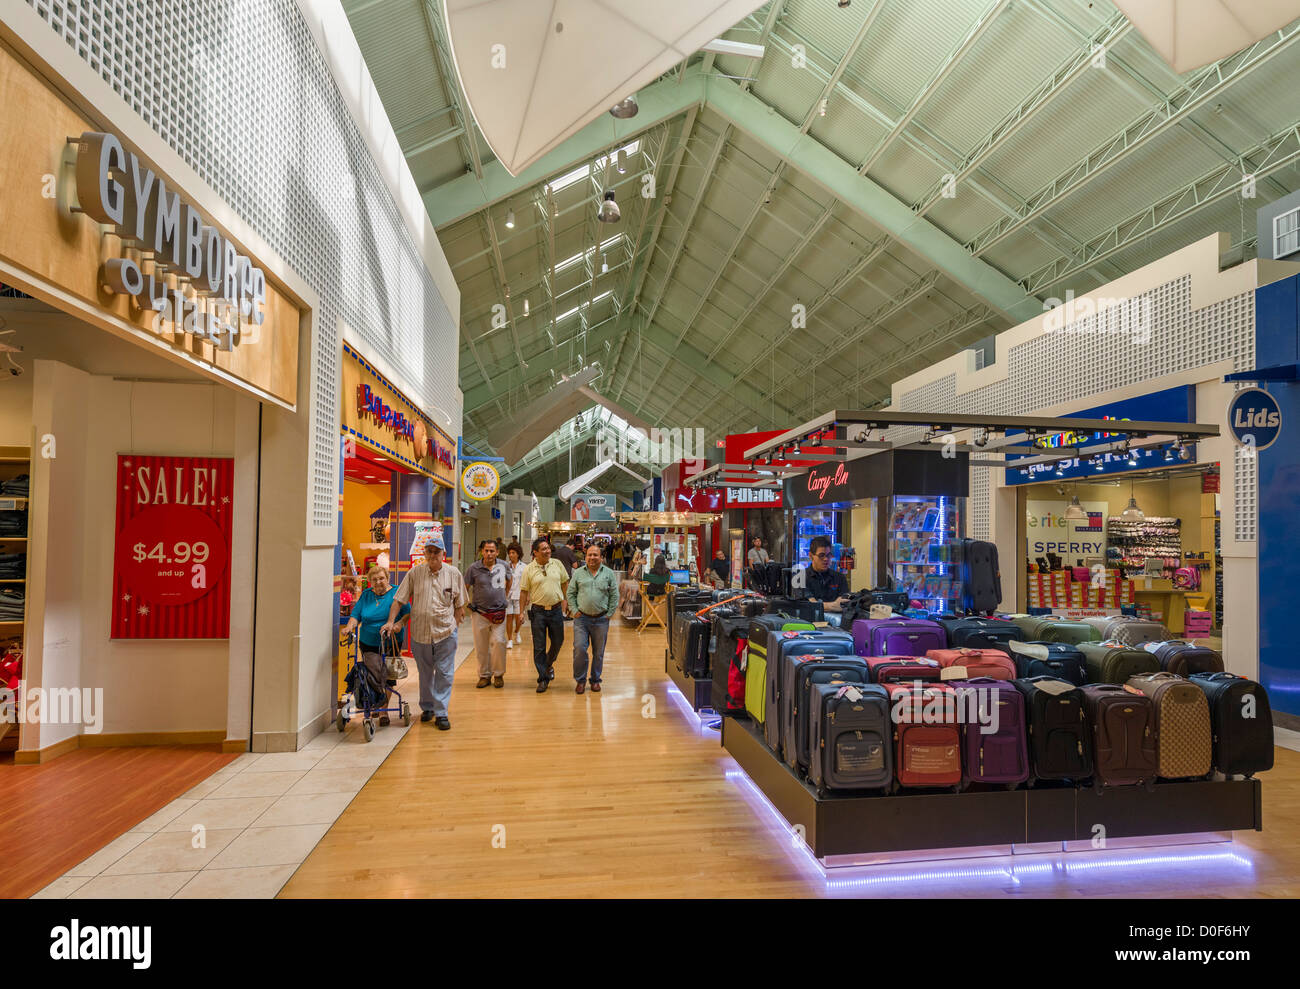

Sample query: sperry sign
[73,131,266,349]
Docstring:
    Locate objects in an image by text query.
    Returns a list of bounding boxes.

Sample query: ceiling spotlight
[1178,442,1191,461]
[523,298,529,316]
[610,95,639,119]
[1164,447,1173,462]
[838,0,851,7]
[616,148,628,174]
[598,190,620,223]
[1055,463,1065,477]
[791,440,802,455]
[504,207,515,229]
[1094,458,1105,472]
[601,255,609,274]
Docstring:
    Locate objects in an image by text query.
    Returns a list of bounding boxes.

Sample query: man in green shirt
[567,543,619,694]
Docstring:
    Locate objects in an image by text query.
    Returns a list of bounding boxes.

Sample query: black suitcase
[808,683,893,794]
[671,612,711,678]
[1153,641,1224,677]
[666,588,712,642]
[959,538,1002,614]
[783,655,870,773]
[938,617,1022,653]
[709,615,751,714]
[1013,676,1093,783]
[763,631,854,754]
[764,596,825,622]
[1008,641,1087,685]
[1188,672,1274,777]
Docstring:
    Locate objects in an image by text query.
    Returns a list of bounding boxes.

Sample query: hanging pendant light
[504,207,515,229]
[1120,480,1145,522]
[523,298,529,316]
[609,95,639,119]
[598,189,620,223]
[1064,494,1088,522]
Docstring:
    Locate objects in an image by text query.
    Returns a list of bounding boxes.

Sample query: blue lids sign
[1228,388,1281,452]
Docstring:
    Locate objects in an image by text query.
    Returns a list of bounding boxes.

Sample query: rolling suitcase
[763,631,853,752]
[937,616,1022,653]
[852,617,947,657]
[743,618,815,724]
[667,588,712,642]
[1105,616,1172,647]
[886,683,962,791]
[671,612,711,678]
[1125,673,1212,779]
[1009,615,1055,640]
[1037,619,1101,645]
[764,596,824,622]
[959,538,1002,614]
[925,647,1016,680]
[783,655,870,772]
[864,656,942,684]
[710,615,751,715]
[808,683,892,795]
[1080,684,1157,788]
[1013,676,1093,783]
[948,678,1029,787]
[1147,641,1224,677]
[1080,642,1159,684]
[1188,673,1274,777]
[1007,641,1087,685]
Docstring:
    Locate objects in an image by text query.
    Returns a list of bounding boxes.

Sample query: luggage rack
[721,715,1260,863]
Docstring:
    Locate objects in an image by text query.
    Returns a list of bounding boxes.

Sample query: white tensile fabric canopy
[443,0,765,176]
[1113,0,1300,73]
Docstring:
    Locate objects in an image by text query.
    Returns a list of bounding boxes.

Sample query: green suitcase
[743,621,814,723]
[1081,642,1159,684]
[1010,616,1053,639]
[1039,620,1101,645]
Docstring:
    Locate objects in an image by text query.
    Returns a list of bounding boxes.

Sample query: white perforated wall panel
[28,0,460,528]
[895,275,1256,541]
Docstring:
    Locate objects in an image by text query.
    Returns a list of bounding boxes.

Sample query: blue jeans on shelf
[529,604,564,682]
[573,614,610,684]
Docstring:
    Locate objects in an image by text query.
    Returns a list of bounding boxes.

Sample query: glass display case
[885,495,964,613]
[794,508,845,566]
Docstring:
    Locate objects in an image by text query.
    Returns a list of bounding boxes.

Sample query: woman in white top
[505,542,526,647]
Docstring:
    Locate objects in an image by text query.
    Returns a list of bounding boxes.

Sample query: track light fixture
[504,207,515,229]
[1064,494,1088,522]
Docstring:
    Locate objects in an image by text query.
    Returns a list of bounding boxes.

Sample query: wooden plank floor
[280,621,1300,898]
[0,746,236,898]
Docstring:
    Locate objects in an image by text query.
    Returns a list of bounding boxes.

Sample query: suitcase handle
[693,594,752,619]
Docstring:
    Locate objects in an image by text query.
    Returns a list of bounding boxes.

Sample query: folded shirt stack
[0,511,26,537]
[0,474,28,497]
[0,553,24,579]
[0,589,24,620]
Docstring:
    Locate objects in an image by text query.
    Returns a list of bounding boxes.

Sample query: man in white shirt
[747,536,769,568]
[385,537,466,730]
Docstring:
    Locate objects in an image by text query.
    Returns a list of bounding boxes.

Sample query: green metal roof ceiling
[343,0,1300,498]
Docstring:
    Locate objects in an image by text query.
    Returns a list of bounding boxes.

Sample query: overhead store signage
[111,455,234,639]
[786,450,969,509]
[675,487,723,513]
[342,343,455,486]
[461,462,501,501]
[1004,385,1195,485]
[571,493,616,522]
[1227,387,1281,451]
[75,132,266,348]
[725,486,782,508]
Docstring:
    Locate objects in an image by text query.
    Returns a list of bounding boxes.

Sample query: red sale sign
[112,455,234,639]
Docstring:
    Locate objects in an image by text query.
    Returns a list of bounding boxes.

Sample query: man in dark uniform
[801,535,848,610]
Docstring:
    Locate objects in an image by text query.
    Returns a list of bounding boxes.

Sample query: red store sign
[112,455,234,639]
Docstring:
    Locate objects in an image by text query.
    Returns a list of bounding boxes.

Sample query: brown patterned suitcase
[1124,673,1212,779]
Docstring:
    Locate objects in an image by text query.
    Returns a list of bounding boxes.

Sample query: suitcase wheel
[951,784,963,794]
[1004,782,1019,792]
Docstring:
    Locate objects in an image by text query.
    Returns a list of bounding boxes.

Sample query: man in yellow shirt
[519,536,569,693]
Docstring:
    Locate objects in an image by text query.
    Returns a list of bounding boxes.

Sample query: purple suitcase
[852,617,947,658]
[949,677,1029,788]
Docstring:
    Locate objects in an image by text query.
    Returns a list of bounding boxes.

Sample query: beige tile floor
[32,634,476,899]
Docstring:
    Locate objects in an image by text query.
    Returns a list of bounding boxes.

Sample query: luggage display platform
[722,716,1262,861]
[665,650,713,712]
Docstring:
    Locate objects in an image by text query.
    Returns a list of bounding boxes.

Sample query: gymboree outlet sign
[74,131,266,348]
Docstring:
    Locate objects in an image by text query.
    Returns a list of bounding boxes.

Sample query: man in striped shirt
[385,538,466,730]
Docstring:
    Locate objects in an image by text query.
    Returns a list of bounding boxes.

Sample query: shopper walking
[552,536,578,576]
[344,565,410,725]
[385,538,466,730]
[519,536,570,693]
[567,543,619,694]
[504,542,525,649]
[466,539,510,689]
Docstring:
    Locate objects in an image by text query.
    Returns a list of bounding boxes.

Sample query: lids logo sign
[1227,388,1281,452]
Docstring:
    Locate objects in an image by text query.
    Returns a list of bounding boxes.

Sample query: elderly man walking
[385,537,466,730]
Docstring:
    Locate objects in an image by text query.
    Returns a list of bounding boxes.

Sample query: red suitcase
[886,683,962,791]
[864,656,942,685]
[925,647,1015,680]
